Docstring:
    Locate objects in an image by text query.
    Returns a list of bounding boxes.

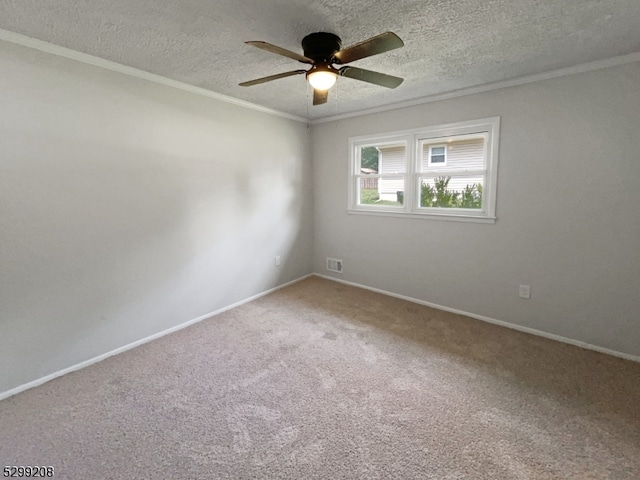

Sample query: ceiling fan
[239,31,404,105]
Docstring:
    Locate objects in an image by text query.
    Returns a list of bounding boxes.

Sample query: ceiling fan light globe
[308,71,337,90]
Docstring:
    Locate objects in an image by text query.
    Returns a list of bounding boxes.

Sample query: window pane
[419,175,484,209]
[363,143,406,174]
[359,177,405,206]
[421,136,485,171]
[359,146,380,172]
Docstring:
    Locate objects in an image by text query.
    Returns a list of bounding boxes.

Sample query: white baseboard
[314,274,640,364]
[4,271,636,402]
[0,274,313,402]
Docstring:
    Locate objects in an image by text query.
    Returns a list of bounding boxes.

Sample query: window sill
[347,209,496,224]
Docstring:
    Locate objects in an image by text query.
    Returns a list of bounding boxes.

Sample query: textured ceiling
[1,0,640,120]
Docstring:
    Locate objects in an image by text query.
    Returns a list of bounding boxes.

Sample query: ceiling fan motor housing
[301,32,342,62]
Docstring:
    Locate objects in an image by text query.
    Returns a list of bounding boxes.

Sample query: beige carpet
[1,276,639,479]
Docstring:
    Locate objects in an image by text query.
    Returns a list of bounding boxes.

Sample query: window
[348,117,499,222]
[429,145,447,165]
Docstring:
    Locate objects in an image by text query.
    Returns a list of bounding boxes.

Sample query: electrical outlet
[519,285,530,299]
[275,256,281,267]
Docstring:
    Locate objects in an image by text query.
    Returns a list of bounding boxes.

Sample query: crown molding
[2,28,638,127]
[312,51,640,124]
[0,28,308,124]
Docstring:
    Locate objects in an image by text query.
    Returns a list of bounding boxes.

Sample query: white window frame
[348,117,500,223]
[428,144,447,166]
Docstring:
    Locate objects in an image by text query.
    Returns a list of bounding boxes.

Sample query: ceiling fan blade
[245,41,313,64]
[339,66,403,88]
[313,89,328,105]
[333,32,404,64]
[239,70,306,87]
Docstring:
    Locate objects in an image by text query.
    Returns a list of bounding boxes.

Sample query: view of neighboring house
[375,136,485,202]
[377,144,406,202]
[359,167,378,190]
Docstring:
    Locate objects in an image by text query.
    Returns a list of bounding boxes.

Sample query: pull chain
[306,82,310,130]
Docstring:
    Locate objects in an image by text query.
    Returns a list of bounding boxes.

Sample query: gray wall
[313,61,640,358]
[0,41,313,394]
[2,38,639,398]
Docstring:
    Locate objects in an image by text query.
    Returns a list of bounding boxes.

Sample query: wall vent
[326,257,343,273]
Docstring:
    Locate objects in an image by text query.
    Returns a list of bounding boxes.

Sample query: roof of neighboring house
[360,168,378,174]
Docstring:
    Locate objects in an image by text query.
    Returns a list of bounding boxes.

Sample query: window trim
[348,117,500,223]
